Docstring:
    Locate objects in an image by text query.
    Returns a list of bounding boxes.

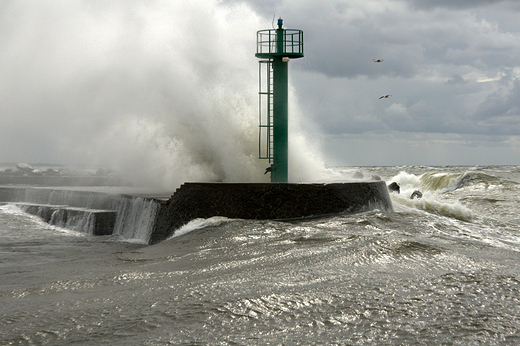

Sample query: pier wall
[1,182,394,244]
[150,182,393,244]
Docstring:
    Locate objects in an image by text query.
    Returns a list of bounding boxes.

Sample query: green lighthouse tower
[256,18,304,182]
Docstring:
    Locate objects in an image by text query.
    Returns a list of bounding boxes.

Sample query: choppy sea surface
[1,165,520,345]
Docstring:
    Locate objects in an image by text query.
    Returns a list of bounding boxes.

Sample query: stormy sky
[241,0,520,166]
[1,0,519,186]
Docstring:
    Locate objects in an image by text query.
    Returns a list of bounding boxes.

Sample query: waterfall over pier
[1,181,393,244]
[0,187,160,242]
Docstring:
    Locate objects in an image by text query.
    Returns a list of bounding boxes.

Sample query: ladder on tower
[259,60,274,162]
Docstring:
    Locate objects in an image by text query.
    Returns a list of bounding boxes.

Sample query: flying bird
[379,95,392,99]
[373,59,383,62]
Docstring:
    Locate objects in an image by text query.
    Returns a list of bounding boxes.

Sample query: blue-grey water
[1,166,520,345]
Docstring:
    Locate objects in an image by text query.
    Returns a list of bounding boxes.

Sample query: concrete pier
[1,182,393,244]
[150,181,393,244]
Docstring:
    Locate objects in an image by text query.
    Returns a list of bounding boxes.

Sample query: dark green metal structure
[256,18,303,182]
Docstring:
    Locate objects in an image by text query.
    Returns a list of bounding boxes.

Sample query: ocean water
[1,166,520,345]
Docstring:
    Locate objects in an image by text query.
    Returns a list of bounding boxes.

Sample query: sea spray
[0,1,332,189]
[392,193,474,222]
[389,171,475,222]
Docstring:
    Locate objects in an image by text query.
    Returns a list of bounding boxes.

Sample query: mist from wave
[0,1,334,190]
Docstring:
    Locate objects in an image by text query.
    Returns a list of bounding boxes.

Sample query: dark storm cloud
[230,0,520,164]
[446,74,466,85]
[232,0,520,78]
[473,79,520,133]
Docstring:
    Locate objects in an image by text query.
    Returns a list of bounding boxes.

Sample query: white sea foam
[392,193,474,222]
[0,203,26,215]
[390,171,422,193]
[169,216,233,239]
[388,170,475,222]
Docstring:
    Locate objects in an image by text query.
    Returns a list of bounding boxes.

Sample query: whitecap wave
[169,216,233,239]
[392,193,474,222]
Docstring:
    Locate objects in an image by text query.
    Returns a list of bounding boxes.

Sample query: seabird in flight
[373,59,383,62]
[379,94,392,99]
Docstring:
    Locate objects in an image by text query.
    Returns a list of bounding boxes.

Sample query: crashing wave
[419,171,502,193]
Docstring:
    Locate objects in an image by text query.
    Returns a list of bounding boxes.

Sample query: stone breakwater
[0,182,393,244]
[150,182,393,244]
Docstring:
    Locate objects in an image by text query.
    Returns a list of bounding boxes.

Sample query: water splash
[420,171,502,193]
[389,171,475,222]
[0,1,330,189]
[168,216,233,239]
